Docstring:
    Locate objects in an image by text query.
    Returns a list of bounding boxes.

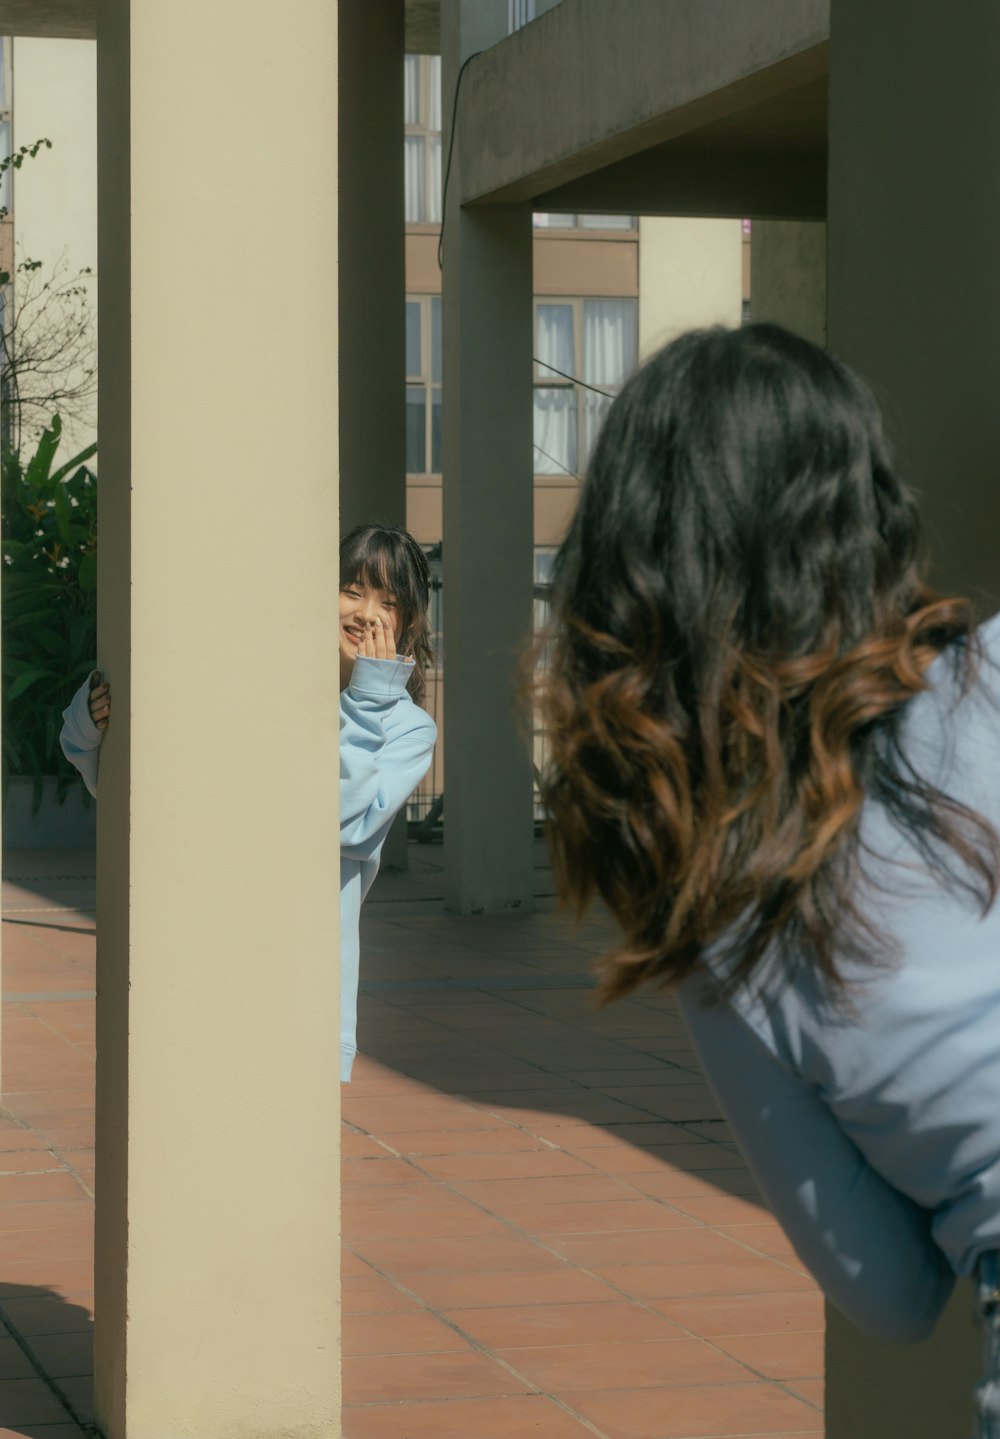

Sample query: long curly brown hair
[537,325,999,1002]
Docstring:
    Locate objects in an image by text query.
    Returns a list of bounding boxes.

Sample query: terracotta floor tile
[345,1203,511,1243]
[651,1291,824,1338]
[498,1337,750,1393]
[599,1259,816,1303]
[714,1331,824,1380]
[341,1393,597,1438]
[715,1224,803,1265]
[0,1294,95,1336]
[415,1150,593,1183]
[449,1173,633,1209]
[545,1226,748,1270]
[0,1151,64,1176]
[341,1158,434,1188]
[0,1378,73,1425]
[23,1330,93,1381]
[443,1300,685,1349]
[554,1122,695,1150]
[0,1337,36,1381]
[341,1273,422,1315]
[507,1199,699,1237]
[629,1169,761,1201]
[785,1378,823,1408]
[340,1131,393,1159]
[353,1234,556,1276]
[591,1144,744,1176]
[0,1173,86,1203]
[372,1126,546,1156]
[0,1127,50,1154]
[403,1267,620,1311]
[560,1380,820,1438]
[343,1309,470,1357]
[343,1349,531,1404]
[667,1195,771,1226]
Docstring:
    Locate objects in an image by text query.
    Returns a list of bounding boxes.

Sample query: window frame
[532,295,637,480]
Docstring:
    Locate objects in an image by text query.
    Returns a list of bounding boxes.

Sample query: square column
[827,0,999,1430]
[441,1,536,914]
[96,3,342,1434]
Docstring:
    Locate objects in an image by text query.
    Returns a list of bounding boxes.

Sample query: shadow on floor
[0,1284,93,1435]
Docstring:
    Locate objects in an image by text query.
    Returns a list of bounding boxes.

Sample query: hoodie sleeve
[679,974,956,1344]
[59,671,103,799]
[340,655,436,861]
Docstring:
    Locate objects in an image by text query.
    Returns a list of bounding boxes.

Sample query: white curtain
[536,303,575,379]
[404,136,425,223]
[427,135,442,224]
[534,388,577,475]
[583,299,636,459]
[427,56,442,131]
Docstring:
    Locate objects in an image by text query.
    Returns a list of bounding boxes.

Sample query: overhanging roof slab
[0,0,94,38]
[457,0,830,206]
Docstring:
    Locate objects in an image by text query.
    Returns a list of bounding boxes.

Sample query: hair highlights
[537,325,999,1001]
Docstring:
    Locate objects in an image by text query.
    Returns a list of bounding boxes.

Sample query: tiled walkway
[0,847,823,1438]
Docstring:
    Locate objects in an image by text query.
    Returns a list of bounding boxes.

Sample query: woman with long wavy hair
[538,323,1000,1431]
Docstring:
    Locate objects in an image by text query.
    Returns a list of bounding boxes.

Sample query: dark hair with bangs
[340,524,434,704]
[537,323,1000,1002]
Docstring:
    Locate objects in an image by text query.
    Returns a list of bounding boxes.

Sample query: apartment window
[404,55,442,224]
[533,213,636,231]
[533,297,637,477]
[507,0,537,31]
[406,294,442,474]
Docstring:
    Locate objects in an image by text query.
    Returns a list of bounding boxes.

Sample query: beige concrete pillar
[826,1283,979,1438]
[338,0,408,871]
[96,4,342,1435]
[749,220,826,346]
[826,0,999,1426]
[441,0,535,913]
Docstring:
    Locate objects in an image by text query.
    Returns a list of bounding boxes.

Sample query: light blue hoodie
[680,614,1000,1344]
[59,655,436,1083]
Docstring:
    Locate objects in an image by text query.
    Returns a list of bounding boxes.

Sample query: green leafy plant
[2,414,98,804]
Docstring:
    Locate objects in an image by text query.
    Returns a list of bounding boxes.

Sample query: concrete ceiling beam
[455,0,830,206]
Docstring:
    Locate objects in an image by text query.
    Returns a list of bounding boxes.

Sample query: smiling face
[339,581,404,685]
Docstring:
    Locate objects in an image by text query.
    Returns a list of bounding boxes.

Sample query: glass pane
[0,40,7,108]
[430,390,442,473]
[579,214,636,229]
[427,56,442,132]
[406,386,427,472]
[431,297,442,383]
[404,135,425,222]
[583,298,637,387]
[533,387,577,475]
[403,55,421,125]
[532,212,577,228]
[536,303,575,380]
[427,134,442,224]
[406,301,422,378]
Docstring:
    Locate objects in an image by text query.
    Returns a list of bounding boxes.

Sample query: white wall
[11,36,97,458]
[638,216,743,360]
